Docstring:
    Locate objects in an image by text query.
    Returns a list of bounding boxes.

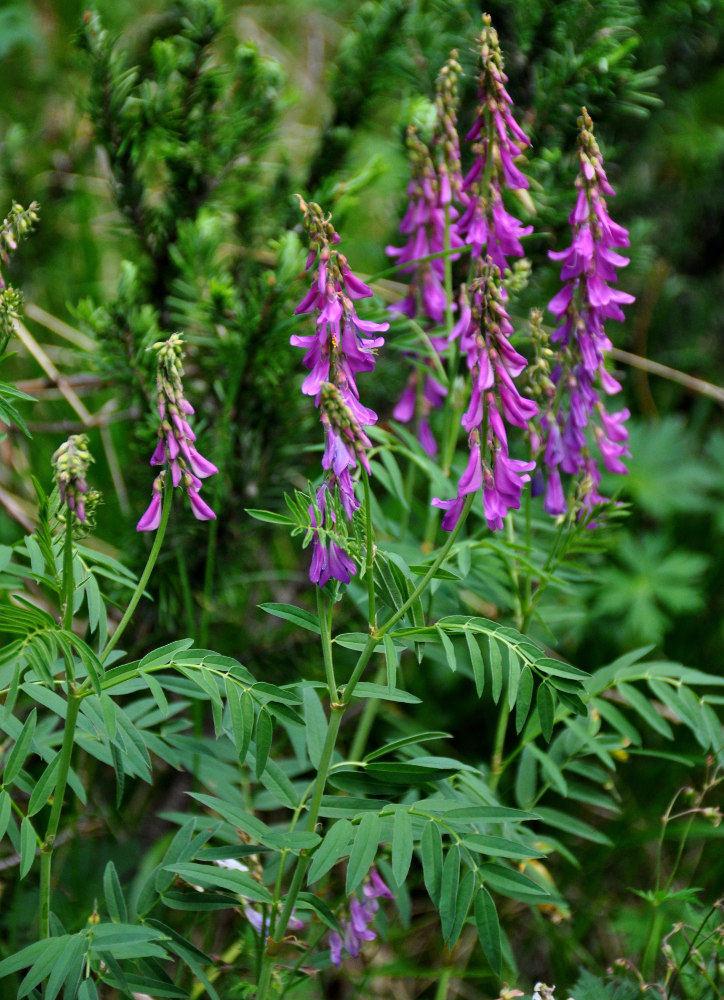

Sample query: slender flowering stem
[61,509,75,647]
[345,491,476,703]
[39,689,81,939]
[316,588,337,698]
[199,358,243,646]
[257,495,475,997]
[257,707,344,998]
[362,468,377,630]
[98,481,173,666]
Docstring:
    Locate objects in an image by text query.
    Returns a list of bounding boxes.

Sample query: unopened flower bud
[52,434,93,523]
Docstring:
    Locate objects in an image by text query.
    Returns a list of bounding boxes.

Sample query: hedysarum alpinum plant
[0,9,723,1000]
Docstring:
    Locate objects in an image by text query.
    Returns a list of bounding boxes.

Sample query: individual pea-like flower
[292,198,388,586]
[532,983,576,1000]
[137,332,218,531]
[329,868,394,967]
[52,433,93,523]
[536,109,634,516]
[214,859,305,938]
[458,15,532,273]
[433,261,537,531]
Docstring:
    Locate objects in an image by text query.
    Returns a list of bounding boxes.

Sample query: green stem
[362,469,377,631]
[667,900,722,997]
[435,967,453,1000]
[399,457,417,539]
[376,492,474,644]
[256,708,344,999]
[176,547,196,639]
[521,441,534,633]
[39,690,81,938]
[62,507,75,634]
[407,319,450,386]
[199,341,245,648]
[198,517,218,650]
[61,510,76,686]
[364,244,473,286]
[99,481,172,665]
[641,904,664,980]
[316,589,337,698]
[349,666,385,762]
[256,497,474,998]
[489,698,510,793]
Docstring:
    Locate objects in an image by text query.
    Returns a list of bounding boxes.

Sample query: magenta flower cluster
[458,16,532,271]
[137,333,218,531]
[384,54,466,454]
[427,18,538,532]
[537,108,634,514]
[292,199,388,586]
[329,868,393,966]
[434,266,537,530]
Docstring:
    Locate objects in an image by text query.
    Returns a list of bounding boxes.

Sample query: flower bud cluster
[293,200,388,586]
[1,201,39,348]
[137,333,218,531]
[538,109,634,515]
[52,434,93,523]
[0,201,39,282]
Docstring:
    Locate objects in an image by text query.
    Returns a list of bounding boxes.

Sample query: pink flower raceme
[434,262,537,531]
[458,15,532,273]
[386,53,465,453]
[537,109,634,515]
[293,199,388,586]
[137,333,218,530]
[329,868,394,967]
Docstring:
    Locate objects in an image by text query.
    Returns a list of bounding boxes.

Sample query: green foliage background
[1,0,724,996]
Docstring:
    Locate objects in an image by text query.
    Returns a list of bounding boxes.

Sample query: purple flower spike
[294,199,388,587]
[328,868,393,966]
[537,109,635,515]
[458,16,532,272]
[386,52,464,454]
[137,333,218,530]
[434,263,537,532]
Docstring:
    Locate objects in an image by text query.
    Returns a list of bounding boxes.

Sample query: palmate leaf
[593,532,708,646]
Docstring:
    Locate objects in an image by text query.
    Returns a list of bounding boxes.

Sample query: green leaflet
[475,886,501,975]
[421,820,443,907]
[392,808,413,886]
[439,846,460,942]
[259,602,321,634]
[346,812,381,894]
[307,819,353,884]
